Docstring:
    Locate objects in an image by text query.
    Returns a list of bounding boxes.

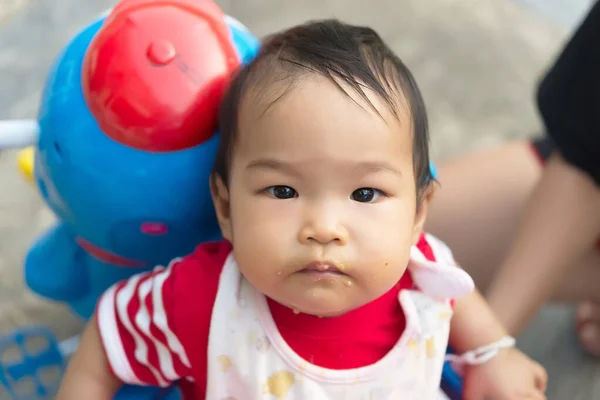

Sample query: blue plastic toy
[12,2,260,321]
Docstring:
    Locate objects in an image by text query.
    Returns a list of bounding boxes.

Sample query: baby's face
[215,74,426,317]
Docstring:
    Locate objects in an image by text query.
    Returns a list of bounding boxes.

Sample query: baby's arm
[55,242,228,399]
[449,288,548,398]
[56,264,192,399]
[448,288,509,353]
[57,316,122,399]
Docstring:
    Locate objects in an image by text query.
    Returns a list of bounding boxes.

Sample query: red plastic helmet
[81,0,241,152]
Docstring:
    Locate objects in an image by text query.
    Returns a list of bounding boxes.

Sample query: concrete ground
[0,0,598,399]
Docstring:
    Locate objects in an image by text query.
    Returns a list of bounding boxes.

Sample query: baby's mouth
[299,261,347,276]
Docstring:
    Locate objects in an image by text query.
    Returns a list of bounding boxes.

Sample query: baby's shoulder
[189,240,233,265]
[161,240,234,305]
[173,240,233,275]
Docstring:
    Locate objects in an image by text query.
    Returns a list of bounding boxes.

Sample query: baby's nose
[298,209,348,245]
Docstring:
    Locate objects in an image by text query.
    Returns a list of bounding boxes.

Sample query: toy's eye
[140,222,169,236]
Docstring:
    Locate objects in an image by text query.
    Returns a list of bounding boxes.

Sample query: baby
[57,19,547,399]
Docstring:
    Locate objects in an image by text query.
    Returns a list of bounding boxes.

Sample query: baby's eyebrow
[354,161,403,177]
[245,158,301,177]
[246,158,403,177]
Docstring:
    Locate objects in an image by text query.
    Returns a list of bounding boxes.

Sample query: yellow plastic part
[17,146,35,183]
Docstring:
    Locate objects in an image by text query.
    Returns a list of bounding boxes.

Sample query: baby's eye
[265,185,298,199]
[351,188,382,203]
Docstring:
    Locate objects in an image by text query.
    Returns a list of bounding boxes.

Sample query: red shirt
[96,234,439,399]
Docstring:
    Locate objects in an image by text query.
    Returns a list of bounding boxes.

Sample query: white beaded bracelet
[444,336,517,376]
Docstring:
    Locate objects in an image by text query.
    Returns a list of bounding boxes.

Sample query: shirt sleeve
[535,1,600,185]
[95,241,231,388]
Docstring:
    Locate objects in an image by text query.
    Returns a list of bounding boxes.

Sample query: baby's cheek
[358,238,412,293]
[362,231,412,264]
[232,222,287,276]
[232,241,273,288]
[370,261,408,288]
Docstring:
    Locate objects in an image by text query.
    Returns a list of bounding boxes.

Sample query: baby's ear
[422,180,437,204]
[412,183,436,244]
[210,174,233,242]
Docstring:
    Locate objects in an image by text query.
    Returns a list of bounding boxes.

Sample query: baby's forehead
[240,69,412,131]
[232,75,415,168]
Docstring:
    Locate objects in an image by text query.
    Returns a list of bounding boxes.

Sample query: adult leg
[425,139,543,292]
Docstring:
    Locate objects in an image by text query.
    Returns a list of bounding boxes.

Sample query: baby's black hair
[212,19,433,203]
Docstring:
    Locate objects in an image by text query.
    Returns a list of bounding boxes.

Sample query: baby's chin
[297,306,350,318]
[308,309,352,318]
[285,295,373,318]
